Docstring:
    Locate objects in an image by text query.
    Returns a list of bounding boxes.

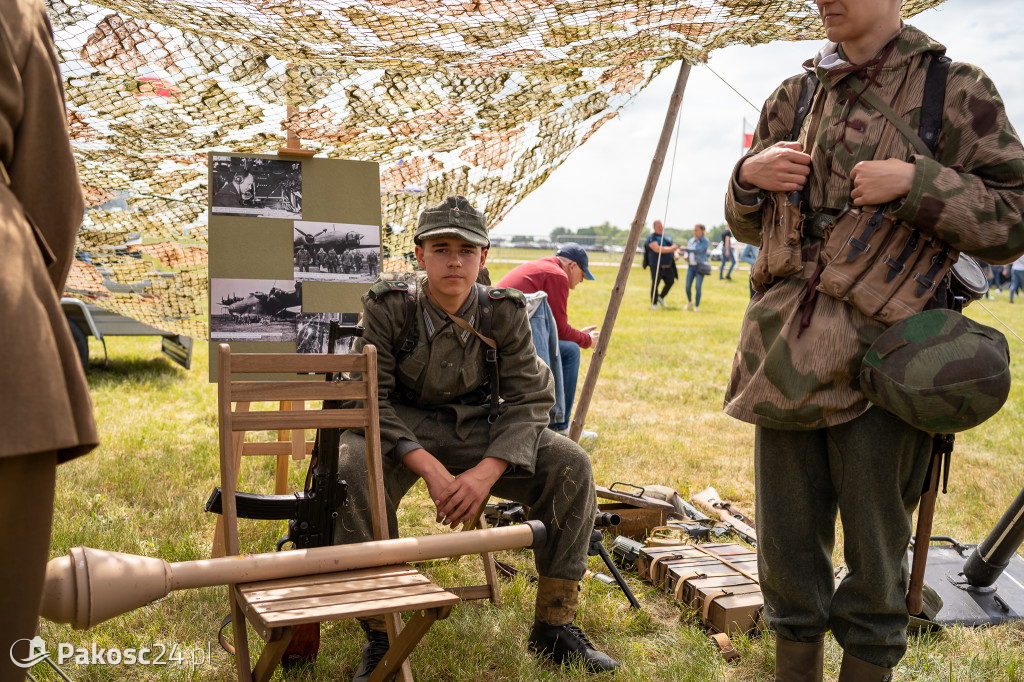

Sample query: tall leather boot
[774,637,824,682]
[837,651,893,682]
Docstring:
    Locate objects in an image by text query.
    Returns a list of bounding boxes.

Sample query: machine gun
[204,434,347,550]
[483,500,638,609]
[483,501,620,531]
[205,320,360,664]
[205,321,361,549]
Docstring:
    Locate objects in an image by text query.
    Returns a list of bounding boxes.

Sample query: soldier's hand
[850,159,916,206]
[434,458,506,528]
[737,141,811,192]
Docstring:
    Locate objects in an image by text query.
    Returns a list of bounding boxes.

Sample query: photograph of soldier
[293,221,381,283]
[210,154,302,219]
[210,278,301,341]
[295,312,361,354]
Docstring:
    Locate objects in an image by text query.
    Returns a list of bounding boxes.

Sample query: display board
[208,152,379,378]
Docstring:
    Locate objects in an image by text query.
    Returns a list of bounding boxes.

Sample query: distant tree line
[541,221,729,246]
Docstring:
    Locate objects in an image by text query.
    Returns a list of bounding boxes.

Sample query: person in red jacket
[498,244,599,439]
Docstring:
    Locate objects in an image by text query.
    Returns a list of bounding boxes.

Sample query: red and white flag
[742,118,755,153]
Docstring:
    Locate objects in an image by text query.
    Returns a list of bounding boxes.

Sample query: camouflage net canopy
[51,0,945,339]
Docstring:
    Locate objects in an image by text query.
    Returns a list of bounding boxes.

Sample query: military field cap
[556,243,595,280]
[415,195,489,247]
[860,309,1011,434]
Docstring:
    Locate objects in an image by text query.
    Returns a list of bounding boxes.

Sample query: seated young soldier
[332,195,619,680]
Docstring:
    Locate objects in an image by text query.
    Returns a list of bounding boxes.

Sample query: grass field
[37,257,1024,681]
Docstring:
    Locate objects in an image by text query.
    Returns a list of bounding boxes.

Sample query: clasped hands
[403,448,506,528]
[738,141,915,206]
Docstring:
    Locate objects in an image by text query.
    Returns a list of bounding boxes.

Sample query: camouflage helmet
[860,309,1011,434]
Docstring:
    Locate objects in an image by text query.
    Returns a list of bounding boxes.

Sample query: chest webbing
[395,283,501,423]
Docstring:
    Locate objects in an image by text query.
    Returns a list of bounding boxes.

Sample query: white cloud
[493,0,1024,238]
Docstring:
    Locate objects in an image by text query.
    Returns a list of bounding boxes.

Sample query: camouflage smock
[723,25,1024,430]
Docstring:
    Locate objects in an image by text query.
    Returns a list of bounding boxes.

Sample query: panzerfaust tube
[42,520,545,630]
[963,486,1024,587]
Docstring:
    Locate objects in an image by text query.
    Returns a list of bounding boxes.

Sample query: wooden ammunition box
[667,560,759,599]
[596,483,677,540]
[698,584,764,636]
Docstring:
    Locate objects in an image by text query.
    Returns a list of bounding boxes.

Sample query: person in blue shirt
[643,220,680,308]
[683,223,710,311]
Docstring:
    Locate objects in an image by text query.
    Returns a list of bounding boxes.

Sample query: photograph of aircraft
[293,222,381,283]
[210,279,301,340]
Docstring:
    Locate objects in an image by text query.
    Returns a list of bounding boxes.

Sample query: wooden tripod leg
[370,607,453,682]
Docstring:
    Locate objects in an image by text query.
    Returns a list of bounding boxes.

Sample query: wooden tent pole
[569,60,692,442]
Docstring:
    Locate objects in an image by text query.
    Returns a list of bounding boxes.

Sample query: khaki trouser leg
[756,407,931,670]
[0,451,57,682]
[489,429,596,582]
[333,416,596,625]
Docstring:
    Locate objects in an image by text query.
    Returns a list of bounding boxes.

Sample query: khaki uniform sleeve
[356,293,419,456]
[894,63,1024,264]
[482,299,555,475]
[724,75,807,246]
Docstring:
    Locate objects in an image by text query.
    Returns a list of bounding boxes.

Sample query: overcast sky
[492,0,1023,238]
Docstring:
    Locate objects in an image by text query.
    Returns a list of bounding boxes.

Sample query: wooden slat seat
[237,564,459,628]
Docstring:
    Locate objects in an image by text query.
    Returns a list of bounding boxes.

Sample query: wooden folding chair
[216,343,459,682]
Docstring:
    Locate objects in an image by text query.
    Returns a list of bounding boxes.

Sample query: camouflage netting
[51,0,946,339]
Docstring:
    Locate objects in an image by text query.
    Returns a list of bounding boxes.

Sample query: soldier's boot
[528,577,619,674]
[837,651,893,682]
[774,638,824,682]
[352,619,395,682]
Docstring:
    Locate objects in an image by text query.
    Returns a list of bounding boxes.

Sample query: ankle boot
[837,651,893,682]
[774,637,824,682]
[528,619,619,674]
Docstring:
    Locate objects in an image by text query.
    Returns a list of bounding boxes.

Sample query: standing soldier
[352,250,364,274]
[341,249,354,274]
[366,249,379,278]
[315,247,327,272]
[723,1,1024,680]
[0,0,99,675]
[295,247,311,273]
[326,248,340,274]
[329,196,618,680]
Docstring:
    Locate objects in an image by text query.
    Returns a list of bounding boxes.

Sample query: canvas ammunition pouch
[749,72,820,293]
[750,191,807,292]
[817,205,958,324]
[751,53,953,318]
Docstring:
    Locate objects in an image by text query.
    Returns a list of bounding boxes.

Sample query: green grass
[37,259,1024,681]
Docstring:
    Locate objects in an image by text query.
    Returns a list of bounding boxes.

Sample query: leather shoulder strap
[919,54,951,155]
[787,72,820,143]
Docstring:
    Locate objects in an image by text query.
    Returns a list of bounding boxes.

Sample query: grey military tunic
[333,277,597,581]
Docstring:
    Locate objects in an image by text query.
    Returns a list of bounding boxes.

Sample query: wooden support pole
[569,60,692,442]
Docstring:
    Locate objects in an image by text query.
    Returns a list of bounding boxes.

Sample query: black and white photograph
[210,154,303,219]
[293,221,382,283]
[296,312,362,354]
[210,278,301,341]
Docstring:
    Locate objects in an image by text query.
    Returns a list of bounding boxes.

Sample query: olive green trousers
[755,407,932,669]
[331,408,597,584]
